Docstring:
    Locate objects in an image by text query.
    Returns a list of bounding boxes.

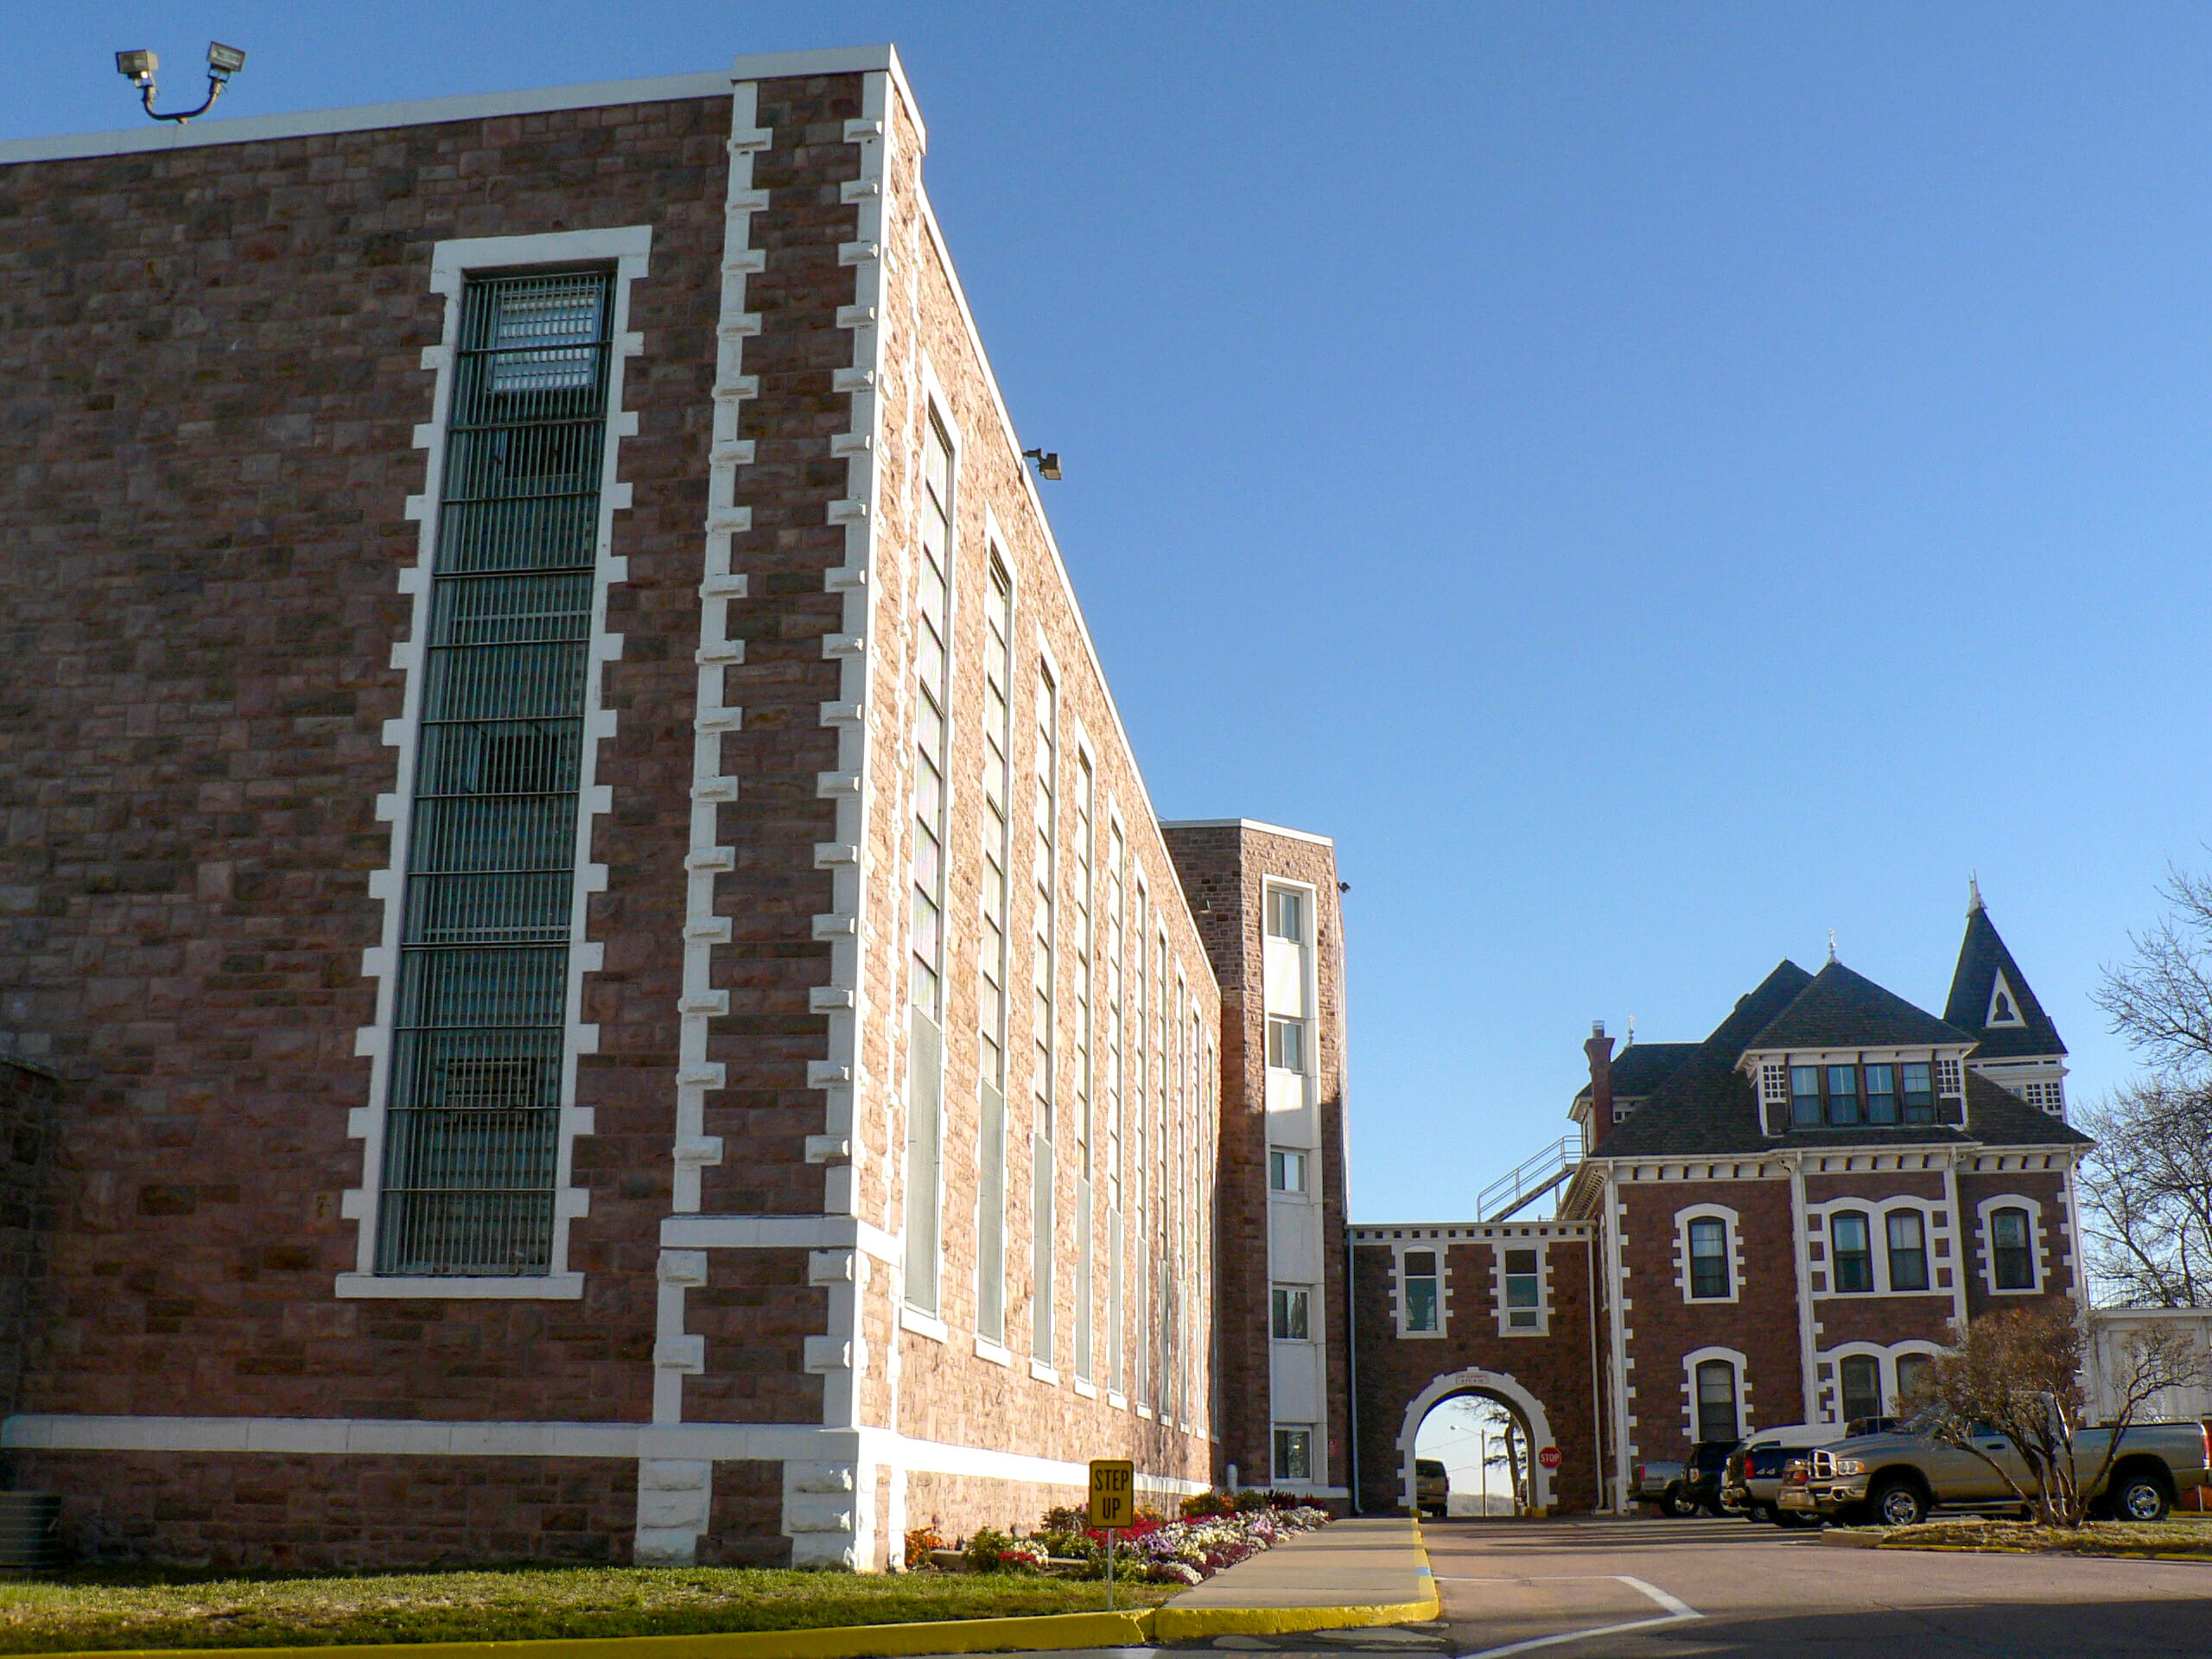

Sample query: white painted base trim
[1,1414,1215,1497]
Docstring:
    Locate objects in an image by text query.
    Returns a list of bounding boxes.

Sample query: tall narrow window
[1831,1211,1874,1293]
[1401,1249,1440,1332]
[1885,1210,1929,1292]
[1826,1065,1861,1128]
[1839,1355,1882,1426]
[1864,1063,1897,1125]
[1030,668,1058,1363]
[1687,1217,1729,1299]
[1503,1248,1541,1330]
[1991,1207,2035,1289]
[1694,1359,1738,1444]
[1901,1061,1935,1122]
[904,414,954,1314]
[1106,820,1126,1394]
[1072,754,1094,1381]
[976,562,1013,1344]
[1789,1066,1821,1128]
[377,270,613,1278]
[1131,883,1149,1405]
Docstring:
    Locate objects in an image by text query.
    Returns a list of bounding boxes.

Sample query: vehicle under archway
[1412,1391,1531,1516]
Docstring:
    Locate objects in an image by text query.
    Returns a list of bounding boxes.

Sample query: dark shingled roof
[1945,900,2068,1060]
[1590,959,2091,1158]
[1572,1041,1700,1107]
[1745,961,1977,1053]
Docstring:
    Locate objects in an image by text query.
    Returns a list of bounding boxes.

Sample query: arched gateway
[1351,1220,1602,1516]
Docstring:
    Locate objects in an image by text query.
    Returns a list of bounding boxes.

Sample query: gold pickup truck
[1788,1419,2212,1527]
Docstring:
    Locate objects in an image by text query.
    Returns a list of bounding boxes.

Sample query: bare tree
[2084,867,2212,1305]
[1899,1305,2202,1526]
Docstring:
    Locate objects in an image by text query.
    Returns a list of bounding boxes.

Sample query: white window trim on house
[1975,1192,2048,1295]
[1818,1339,1946,1425]
[1875,1196,1949,1296]
[1986,970,2026,1027]
[1491,1240,1551,1338]
[341,225,652,1301]
[1682,1344,1752,1444]
[1673,1203,1744,1305]
[971,511,1018,1350]
[1393,1240,1450,1338]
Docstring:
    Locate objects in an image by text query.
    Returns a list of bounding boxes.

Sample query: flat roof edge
[1158,817,1336,848]
[0,44,895,167]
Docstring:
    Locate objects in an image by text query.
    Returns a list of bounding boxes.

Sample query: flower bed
[910,1492,1330,1587]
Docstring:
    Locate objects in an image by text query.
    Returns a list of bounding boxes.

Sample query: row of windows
[1395,1248,1542,1333]
[1692,1351,1936,1444]
[1681,1204,2039,1300]
[900,405,1213,1423]
[1790,1062,1936,1128]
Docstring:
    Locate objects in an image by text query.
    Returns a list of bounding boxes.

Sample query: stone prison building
[0,46,1355,1567]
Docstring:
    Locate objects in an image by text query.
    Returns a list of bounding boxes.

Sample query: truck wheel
[1745,1501,1774,1524]
[1777,1510,1822,1529]
[1868,1478,1928,1529]
[2113,1470,2171,1523]
[1662,1486,1698,1518]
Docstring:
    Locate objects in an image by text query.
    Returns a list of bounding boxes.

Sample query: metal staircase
[1473,1131,1584,1222]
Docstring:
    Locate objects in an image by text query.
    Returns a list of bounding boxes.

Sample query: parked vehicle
[1800,1417,2212,1527]
[1682,1440,1740,1516]
[1631,1457,1694,1516]
[1414,1457,1449,1517]
[1720,1424,1835,1525]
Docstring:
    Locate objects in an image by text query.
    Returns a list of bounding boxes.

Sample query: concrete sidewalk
[1153,1516,1440,1637]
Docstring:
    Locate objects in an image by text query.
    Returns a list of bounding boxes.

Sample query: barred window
[377,270,613,1278]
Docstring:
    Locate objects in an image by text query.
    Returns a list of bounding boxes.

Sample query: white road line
[1447,1573,1702,1659]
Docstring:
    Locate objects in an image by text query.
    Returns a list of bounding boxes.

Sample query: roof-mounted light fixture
[1021,448,1062,481]
[115,41,247,124]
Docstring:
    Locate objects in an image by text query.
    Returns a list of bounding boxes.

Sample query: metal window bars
[376,270,613,1277]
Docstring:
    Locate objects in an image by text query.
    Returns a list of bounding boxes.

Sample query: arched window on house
[1831,1211,1875,1293]
[1840,1354,1882,1426]
[1885,1211,1929,1292]
[1688,1217,1730,1300]
[1990,1208,2035,1290]
[1895,1351,1934,1411]
[1694,1358,1739,1444]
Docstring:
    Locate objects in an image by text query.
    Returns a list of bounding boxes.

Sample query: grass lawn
[0,1567,1179,1652]
[1878,1516,2212,1560]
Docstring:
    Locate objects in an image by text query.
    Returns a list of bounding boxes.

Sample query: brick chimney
[1584,1020,1615,1153]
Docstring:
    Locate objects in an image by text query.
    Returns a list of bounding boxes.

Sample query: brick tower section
[1163,822,1351,1503]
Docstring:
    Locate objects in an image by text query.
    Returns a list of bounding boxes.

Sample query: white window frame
[1272,1423,1316,1483]
[1270,1281,1313,1342]
[1394,1240,1448,1338]
[1820,1339,1947,1425]
[1682,1344,1751,1446]
[1674,1203,1743,1305]
[341,226,652,1301]
[1493,1239,1551,1337]
[1976,1193,2047,1295]
[1878,1200,1942,1295]
[1268,1145,1309,1195]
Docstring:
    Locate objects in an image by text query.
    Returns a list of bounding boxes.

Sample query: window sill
[974,1335,1012,1367]
[334,1272,583,1300]
[1030,1359,1060,1385]
[901,1306,949,1343]
[1395,1328,1447,1339]
[1073,1377,1098,1400]
[1108,1389,1127,1409]
[1135,1404,1154,1421]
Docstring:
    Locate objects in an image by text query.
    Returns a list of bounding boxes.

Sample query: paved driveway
[1424,1514,2212,1657]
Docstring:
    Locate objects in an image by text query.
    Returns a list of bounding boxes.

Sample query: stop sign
[1538,1445,1562,1471]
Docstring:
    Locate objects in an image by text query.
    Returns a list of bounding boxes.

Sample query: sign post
[1089,1459,1135,1611]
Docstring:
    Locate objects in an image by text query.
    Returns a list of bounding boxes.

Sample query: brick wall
[1351,1233,1599,1516]
[0,1060,55,1420]
[1166,823,1350,1499]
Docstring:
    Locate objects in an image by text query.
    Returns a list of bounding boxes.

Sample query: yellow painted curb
[1876,1540,2212,1564]
[24,1611,1160,1659]
[1151,1519,1441,1640]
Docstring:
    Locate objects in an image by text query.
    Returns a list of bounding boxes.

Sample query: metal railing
[1473,1131,1585,1223]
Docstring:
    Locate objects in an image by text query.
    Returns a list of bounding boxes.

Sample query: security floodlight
[1022,448,1063,481]
[115,39,246,122]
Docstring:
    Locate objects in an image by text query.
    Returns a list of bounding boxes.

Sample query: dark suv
[1682,1440,1739,1516]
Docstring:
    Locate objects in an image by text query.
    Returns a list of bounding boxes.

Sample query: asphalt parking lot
[1420,1514,2212,1657]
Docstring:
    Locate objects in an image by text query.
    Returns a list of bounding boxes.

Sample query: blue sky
[17,5,2212,1221]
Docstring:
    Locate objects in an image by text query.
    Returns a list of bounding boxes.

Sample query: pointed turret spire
[1944,889,2065,1060]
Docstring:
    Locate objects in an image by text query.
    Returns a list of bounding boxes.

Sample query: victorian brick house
[1558,891,2088,1508]
[0,44,1352,1569]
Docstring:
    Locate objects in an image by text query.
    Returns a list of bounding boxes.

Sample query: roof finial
[1827,928,1839,963]
[1968,870,1984,914]
[1625,1014,1636,1048]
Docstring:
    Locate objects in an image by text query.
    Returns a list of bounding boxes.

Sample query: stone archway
[1397,1367,1560,1517]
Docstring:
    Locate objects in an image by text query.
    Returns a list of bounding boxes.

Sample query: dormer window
[1777,1055,1946,1129]
[1827,1065,1861,1125]
[1901,1062,1935,1122]
[1790,1066,1821,1127]
[1864,1064,1897,1125]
